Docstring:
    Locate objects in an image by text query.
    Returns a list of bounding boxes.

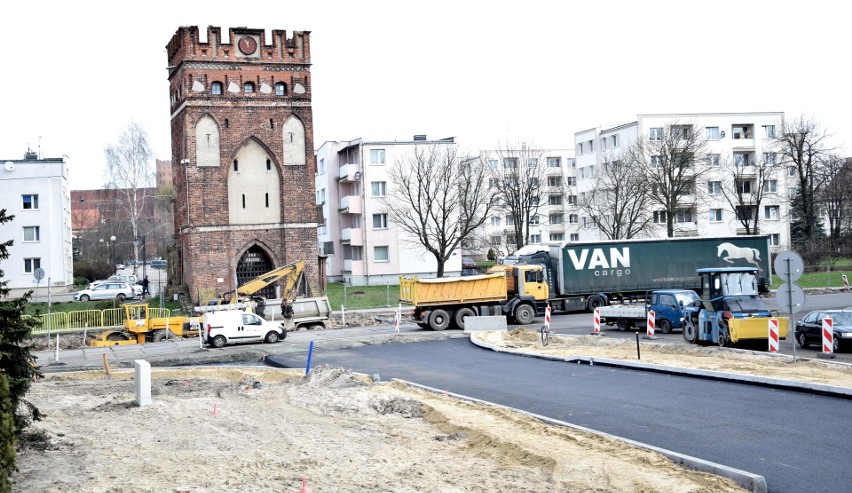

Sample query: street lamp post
[110,235,117,275]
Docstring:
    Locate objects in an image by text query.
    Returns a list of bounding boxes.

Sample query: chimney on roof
[413,135,427,141]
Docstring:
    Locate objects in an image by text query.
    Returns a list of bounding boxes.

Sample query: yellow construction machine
[90,303,200,347]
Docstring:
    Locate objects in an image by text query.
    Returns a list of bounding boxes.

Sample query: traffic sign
[33,267,45,282]
[776,282,806,313]
[774,251,804,282]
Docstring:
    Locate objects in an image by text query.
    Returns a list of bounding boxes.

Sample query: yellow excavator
[210,259,306,312]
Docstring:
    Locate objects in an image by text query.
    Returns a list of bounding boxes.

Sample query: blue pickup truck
[597,289,700,333]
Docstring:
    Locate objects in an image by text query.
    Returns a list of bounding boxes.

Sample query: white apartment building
[316,136,462,286]
[1,151,74,296]
[574,112,791,250]
[475,148,577,257]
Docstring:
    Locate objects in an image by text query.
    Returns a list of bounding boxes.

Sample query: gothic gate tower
[166,26,318,302]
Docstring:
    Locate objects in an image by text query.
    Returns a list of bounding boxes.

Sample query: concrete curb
[470,335,852,399]
[396,378,767,493]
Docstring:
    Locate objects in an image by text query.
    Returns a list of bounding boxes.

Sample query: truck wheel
[617,319,631,331]
[797,332,809,348]
[718,321,731,348]
[153,329,176,343]
[428,309,450,331]
[211,335,227,348]
[586,296,604,311]
[683,320,697,344]
[264,331,280,344]
[514,304,535,325]
[658,319,672,334]
[453,308,475,330]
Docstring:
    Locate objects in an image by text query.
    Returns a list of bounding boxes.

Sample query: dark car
[795,310,852,352]
[462,257,476,269]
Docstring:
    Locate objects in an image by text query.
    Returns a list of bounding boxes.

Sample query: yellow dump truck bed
[399,273,508,306]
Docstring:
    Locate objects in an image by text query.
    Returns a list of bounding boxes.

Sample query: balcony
[343,259,365,275]
[339,195,362,214]
[338,163,362,182]
[341,227,363,246]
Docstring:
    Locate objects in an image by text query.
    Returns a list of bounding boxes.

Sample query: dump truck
[514,235,771,313]
[90,302,201,346]
[683,267,787,347]
[399,264,548,330]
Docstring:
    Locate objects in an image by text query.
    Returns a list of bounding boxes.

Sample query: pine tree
[0,208,43,434]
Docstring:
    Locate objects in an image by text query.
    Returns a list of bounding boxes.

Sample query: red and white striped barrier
[768,318,779,353]
[823,317,834,354]
[843,274,849,292]
[647,310,655,337]
[544,306,552,331]
[593,308,600,334]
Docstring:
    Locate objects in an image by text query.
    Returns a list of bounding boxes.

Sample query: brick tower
[166,26,318,303]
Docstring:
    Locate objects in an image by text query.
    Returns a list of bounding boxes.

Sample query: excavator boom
[220,260,305,304]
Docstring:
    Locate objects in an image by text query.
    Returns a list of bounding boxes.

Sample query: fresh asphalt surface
[267,337,851,493]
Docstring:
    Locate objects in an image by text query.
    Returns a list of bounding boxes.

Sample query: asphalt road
[267,338,852,493]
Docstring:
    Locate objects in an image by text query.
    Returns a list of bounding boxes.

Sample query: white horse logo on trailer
[717,242,762,269]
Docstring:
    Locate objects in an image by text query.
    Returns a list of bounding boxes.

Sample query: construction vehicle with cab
[399,264,548,330]
[683,267,787,347]
[90,302,201,346]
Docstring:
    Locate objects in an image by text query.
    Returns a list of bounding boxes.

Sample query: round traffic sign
[774,251,804,282]
[776,282,806,314]
[33,267,45,281]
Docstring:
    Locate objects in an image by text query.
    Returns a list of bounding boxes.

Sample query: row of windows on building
[577,124,777,155]
[341,245,390,262]
[208,81,290,96]
[487,157,575,169]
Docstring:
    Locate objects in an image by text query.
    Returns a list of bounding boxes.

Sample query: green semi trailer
[515,235,771,313]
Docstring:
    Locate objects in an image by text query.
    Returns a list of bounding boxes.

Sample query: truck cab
[649,289,700,332]
[684,267,787,347]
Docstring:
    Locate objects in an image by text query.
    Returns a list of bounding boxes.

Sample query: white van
[202,310,287,348]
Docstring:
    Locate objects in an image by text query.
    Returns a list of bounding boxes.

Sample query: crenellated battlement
[167,26,311,72]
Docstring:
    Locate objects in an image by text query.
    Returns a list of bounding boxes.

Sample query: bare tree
[579,149,651,239]
[718,151,783,235]
[487,142,549,250]
[385,145,494,277]
[775,115,835,244]
[817,155,852,242]
[104,121,155,273]
[627,121,710,237]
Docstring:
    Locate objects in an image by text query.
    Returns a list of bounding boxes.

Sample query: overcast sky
[1,1,847,190]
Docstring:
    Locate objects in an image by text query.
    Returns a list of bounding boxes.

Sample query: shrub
[0,373,15,493]
[487,248,496,261]
[73,260,112,283]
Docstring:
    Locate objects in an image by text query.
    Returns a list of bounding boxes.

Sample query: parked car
[201,310,286,348]
[88,275,142,296]
[462,257,476,269]
[151,259,166,269]
[795,310,852,352]
[74,282,138,302]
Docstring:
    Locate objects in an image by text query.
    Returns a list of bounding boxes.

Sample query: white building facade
[316,136,462,286]
[1,151,74,296]
[475,148,577,257]
[574,112,791,251]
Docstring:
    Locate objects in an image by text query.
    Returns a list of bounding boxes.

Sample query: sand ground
[14,328,851,492]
